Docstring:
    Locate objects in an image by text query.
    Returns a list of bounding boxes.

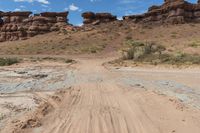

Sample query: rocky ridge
[2,1,200,42]
[0,11,69,42]
[123,0,200,24]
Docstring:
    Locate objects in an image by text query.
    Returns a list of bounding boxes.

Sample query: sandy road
[15,58,199,133]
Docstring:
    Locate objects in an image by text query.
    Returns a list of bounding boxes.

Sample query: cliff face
[82,12,117,25]
[123,0,200,24]
[0,11,69,42]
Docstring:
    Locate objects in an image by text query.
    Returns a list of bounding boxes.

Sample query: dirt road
[1,58,200,133]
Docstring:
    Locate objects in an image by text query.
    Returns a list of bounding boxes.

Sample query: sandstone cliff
[0,11,69,42]
[123,0,200,24]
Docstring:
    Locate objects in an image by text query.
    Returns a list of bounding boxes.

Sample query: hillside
[0,21,200,57]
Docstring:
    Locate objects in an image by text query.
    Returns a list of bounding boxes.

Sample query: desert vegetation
[122,40,200,65]
[0,58,19,66]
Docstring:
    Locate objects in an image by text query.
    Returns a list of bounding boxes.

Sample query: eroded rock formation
[82,12,117,25]
[0,11,69,42]
[123,0,200,24]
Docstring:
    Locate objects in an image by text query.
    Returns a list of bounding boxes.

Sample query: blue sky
[0,0,198,25]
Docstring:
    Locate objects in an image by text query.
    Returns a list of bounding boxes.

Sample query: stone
[123,0,200,25]
[56,17,66,22]
[0,11,69,42]
[82,12,95,19]
[41,12,68,17]
[82,12,117,25]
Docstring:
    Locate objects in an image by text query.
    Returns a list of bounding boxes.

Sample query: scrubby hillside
[0,21,200,58]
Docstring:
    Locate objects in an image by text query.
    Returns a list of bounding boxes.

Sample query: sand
[1,57,200,133]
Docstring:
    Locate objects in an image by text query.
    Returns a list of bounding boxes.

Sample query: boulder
[56,12,69,17]
[41,11,68,17]
[82,12,95,18]
[82,12,117,25]
[40,12,57,17]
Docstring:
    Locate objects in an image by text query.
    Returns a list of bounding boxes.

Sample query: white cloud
[117,16,123,20]
[20,5,25,8]
[41,4,48,7]
[90,0,101,2]
[14,8,21,11]
[69,3,79,11]
[14,0,50,4]
[76,23,83,26]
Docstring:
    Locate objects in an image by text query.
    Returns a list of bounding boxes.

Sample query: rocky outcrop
[0,11,69,42]
[123,0,200,24]
[82,12,117,25]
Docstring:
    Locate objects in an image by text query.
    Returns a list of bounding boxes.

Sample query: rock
[27,31,38,37]
[0,11,69,42]
[32,16,47,22]
[82,12,95,18]
[123,0,200,25]
[56,17,66,22]
[82,12,117,25]
[8,11,32,16]
[56,12,69,17]
[0,18,3,25]
[11,24,18,31]
[92,20,100,25]
[41,11,68,17]
[3,16,10,23]
[148,5,160,12]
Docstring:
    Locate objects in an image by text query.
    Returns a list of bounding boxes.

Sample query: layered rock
[82,12,117,25]
[123,0,200,24]
[0,11,69,42]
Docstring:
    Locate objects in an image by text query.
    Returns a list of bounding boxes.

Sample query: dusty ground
[0,57,200,133]
[0,60,75,131]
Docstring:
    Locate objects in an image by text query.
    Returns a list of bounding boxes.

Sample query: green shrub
[123,40,165,60]
[65,59,74,63]
[0,58,20,66]
[122,40,200,65]
[189,41,200,48]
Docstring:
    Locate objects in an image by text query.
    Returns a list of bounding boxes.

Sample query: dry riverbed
[0,58,200,133]
[0,60,75,132]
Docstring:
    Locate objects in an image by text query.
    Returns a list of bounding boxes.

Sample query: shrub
[123,40,165,60]
[65,59,74,63]
[123,41,200,65]
[0,58,20,66]
[189,41,200,48]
